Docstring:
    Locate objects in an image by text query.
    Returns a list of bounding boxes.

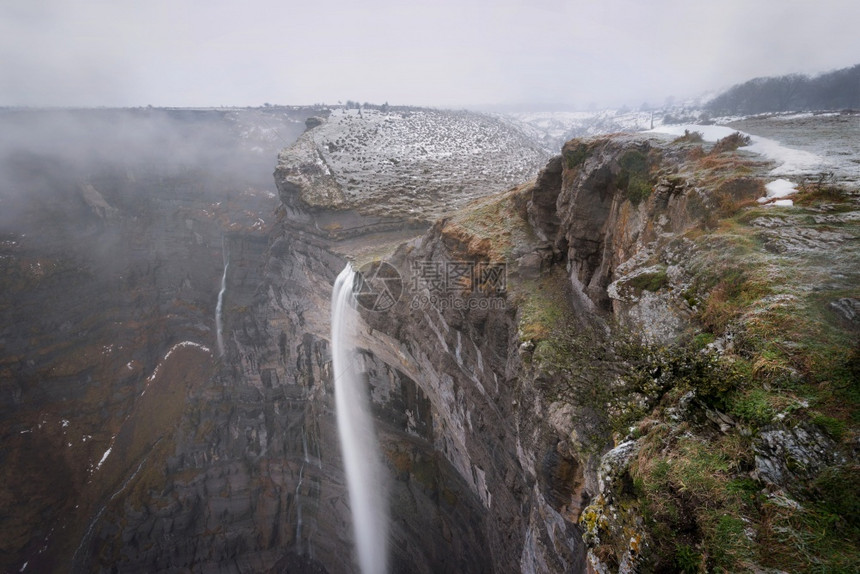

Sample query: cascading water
[295,463,304,552]
[216,238,229,356]
[331,264,388,574]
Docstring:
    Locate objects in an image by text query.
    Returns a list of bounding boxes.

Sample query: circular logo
[354,261,402,312]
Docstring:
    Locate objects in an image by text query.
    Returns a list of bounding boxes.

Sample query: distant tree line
[344,100,390,112]
[706,64,860,115]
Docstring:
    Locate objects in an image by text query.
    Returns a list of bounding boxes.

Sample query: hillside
[707,64,860,115]
[500,109,656,153]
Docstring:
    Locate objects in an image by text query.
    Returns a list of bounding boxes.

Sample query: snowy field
[649,113,860,206]
[502,109,659,152]
[501,106,858,208]
[727,112,860,186]
[306,108,549,218]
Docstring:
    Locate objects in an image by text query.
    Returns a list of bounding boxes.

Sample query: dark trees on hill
[707,64,860,115]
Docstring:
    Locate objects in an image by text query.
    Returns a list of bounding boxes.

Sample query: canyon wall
[5,109,856,573]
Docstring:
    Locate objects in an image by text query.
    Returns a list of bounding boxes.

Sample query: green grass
[540,135,858,573]
[630,430,763,572]
[628,269,669,293]
[516,268,572,342]
[618,149,653,206]
[810,413,847,440]
[727,388,775,426]
[757,465,860,573]
[564,141,591,169]
[692,332,715,349]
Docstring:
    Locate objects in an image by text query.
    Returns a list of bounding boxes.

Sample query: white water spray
[331,265,388,574]
[216,238,229,356]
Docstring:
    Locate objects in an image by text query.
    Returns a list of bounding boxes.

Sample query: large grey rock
[753,425,845,487]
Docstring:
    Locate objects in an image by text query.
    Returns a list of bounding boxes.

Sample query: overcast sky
[1,0,858,109]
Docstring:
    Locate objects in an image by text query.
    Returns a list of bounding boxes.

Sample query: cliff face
[259,125,737,572]
[333,135,711,572]
[532,136,701,336]
[0,108,326,573]
[277,123,858,573]
[10,108,544,574]
[4,109,856,574]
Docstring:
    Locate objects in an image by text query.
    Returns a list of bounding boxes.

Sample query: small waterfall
[302,427,310,463]
[295,462,304,552]
[331,265,388,574]
[216,238,229,356]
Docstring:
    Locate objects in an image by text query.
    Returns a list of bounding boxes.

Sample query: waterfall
[216,238,229,356]
[331,265,388,574]
[295,462,304,552]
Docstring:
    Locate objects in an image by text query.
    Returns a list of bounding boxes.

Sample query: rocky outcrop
[753,425,845,486]
[353,222,587,573]
[527,137,695,316]
[274,108,549,222]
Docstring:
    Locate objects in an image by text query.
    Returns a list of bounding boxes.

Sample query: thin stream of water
[331,265,388,574]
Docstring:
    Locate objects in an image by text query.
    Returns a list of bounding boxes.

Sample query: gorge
[1,106,857,573]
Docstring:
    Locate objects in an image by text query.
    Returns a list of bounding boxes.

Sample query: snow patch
[765,179,798,199]
[649,124,826,175]
[145,340,212,389]
[757,179,798,206]
[95,446,112,470]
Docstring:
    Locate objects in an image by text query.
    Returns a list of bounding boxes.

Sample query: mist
[0,108,311,236]
[2,0,859,109]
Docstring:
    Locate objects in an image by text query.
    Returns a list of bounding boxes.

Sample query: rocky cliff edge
[340,129,859,573]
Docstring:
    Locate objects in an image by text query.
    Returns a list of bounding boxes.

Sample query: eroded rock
[753,424,845,487]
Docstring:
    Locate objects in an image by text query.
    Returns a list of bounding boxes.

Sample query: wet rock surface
[830,297,860,327]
